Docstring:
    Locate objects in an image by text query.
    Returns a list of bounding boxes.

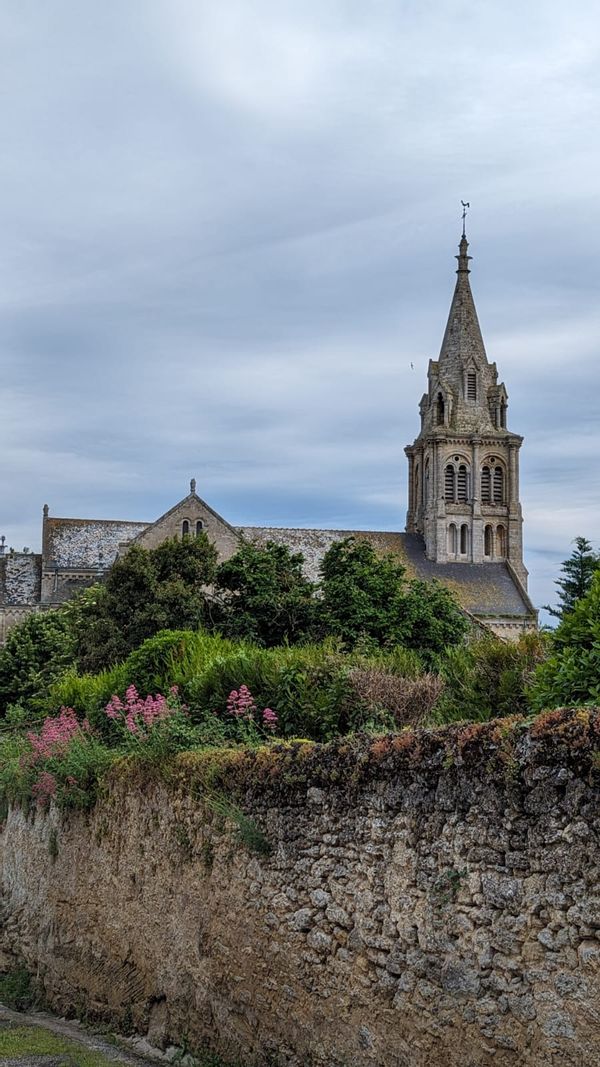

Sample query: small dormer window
[436,393,445,426]
[467,372,477,401]
[182,520,190,537]
[196,520,203,536]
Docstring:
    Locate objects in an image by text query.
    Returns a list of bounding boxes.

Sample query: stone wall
[1,712,599,1067]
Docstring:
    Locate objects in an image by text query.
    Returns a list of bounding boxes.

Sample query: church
[0,232,538,643]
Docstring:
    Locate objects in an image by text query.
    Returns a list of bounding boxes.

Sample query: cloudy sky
[1,1,599,618]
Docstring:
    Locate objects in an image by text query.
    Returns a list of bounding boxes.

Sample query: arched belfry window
[436,393,445,426]
[447,524,457,556]
[484,525,493,557]
[457,465,468,502]
[500,400,507,429]
[445,457,470,504]
[460,524,469,555]
[182,520,190,537]
[496,525,506,557]
[467,372,477,401]
[481,466,492,504]
[481,458,505,505]
[196,520,204,536]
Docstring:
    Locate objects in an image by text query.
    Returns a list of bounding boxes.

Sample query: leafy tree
[76,535,218,672]
[530,571,600,709]
[316,537,467,657]
[0,608,77,715]
[214,539,316,647]
[543,537,599,620]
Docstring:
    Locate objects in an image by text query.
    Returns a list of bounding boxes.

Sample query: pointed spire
[438,234,487,365]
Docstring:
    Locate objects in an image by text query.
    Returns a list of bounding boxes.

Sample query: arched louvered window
[424,458,430,499]
[182,520,190,536]
[481,466,491,504]
[414,463,420,505]
[500,401,507,429]
[436,393,445,426]
[460,524,469,555]
[484,525,493,557]
[493,466,504,504]
[496,525,506,557]
[467,372,477,401]
[196,520,204,536]
[447,524,457,556]
[445,464,456,502]
[457,465,468,502]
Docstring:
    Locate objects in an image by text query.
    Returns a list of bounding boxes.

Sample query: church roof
[438,234,488,368]
[237,527,535,620]
[43,517,149,569]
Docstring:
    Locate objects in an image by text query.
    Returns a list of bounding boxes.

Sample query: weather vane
[461,200,470,237]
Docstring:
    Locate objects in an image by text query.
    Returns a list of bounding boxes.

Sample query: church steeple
[438,233,488,371]
[404,227,528,593]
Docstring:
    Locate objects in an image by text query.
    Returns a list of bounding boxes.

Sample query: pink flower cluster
[105,684,182,735]
[226,686,278,732]
[31,770,57,808]
[27,706,89,763]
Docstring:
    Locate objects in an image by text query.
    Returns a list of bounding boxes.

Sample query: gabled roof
[130,480,239,544]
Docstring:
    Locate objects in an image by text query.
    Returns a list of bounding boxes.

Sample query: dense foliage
[0,609,77,714]
[530,571,600,709]
[316,538,468,659]
[74,535,218,672]
[214,539,316,646]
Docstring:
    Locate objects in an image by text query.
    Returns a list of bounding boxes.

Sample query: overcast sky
[1,1,599,619]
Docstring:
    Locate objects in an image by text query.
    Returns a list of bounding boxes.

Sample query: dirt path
[0,1004,166,1066]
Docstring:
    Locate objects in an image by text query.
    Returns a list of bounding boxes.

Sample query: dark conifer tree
[544,537,599,620]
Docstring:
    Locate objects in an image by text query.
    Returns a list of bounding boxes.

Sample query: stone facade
[0,235,537,642]
[405,235,527,590]
[1,711,599,1066]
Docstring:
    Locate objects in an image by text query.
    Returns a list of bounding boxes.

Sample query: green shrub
[431,632,546,725]
[0,609,77,716]
[530,574,600,709]
[0,966,39,1011]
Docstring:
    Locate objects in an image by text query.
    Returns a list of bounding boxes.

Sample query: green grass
[0,1024,121,1066]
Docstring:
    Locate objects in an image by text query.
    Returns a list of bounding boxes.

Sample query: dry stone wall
[1,713,600,1067]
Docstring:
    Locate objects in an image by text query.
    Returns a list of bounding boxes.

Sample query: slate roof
[43,518,149,569]
[237,527,535,620]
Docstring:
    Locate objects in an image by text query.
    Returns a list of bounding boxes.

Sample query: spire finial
[461,200,470,237]
[190,477,196,494]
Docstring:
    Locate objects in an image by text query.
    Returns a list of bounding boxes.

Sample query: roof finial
[190,477,196,494]
[461,200,470,237]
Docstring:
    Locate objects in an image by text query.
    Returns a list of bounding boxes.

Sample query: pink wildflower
[105,684,181,736]
[262,708,278,731]
[31,771,57,808]
[27,707,81,762]
[227,685,257,720]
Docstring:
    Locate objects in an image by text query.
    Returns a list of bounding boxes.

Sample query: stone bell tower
[405,231,528,590]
